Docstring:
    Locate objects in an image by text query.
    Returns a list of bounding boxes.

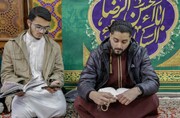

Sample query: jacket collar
[127,38,139,73]
[100,37,111,54]
[14,31,29,62]
[128,38,139,59]
[13,31,53,75]
[42,35,53,75]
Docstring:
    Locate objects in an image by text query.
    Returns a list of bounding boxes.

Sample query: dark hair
[108,20,133,35]
[28,6,51,21]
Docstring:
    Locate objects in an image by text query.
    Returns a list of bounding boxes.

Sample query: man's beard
[112,49,123,56]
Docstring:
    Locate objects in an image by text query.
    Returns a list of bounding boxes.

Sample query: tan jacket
[1,31,64,87]
[1,31,64,111]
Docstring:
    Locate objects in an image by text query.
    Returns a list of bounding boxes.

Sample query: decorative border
[64,70,180,91]
[64,70,81,83]
[157,50,180,67]
[64,70,180,83]
[156,70,180,83]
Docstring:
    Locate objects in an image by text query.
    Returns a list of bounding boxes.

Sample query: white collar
[24,32,44,44]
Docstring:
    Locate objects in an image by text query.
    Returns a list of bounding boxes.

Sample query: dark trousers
[74,94,159,118]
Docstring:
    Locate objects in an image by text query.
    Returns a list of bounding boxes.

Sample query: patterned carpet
[65,96,180,118]
[158,97,180,118]
[0,97,180,118]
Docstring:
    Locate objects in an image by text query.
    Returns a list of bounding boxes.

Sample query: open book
[0,79,45,98]
[98,87,129,97]
[98,87,129,111]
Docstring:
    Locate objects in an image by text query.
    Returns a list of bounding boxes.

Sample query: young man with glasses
[1,6,66,118]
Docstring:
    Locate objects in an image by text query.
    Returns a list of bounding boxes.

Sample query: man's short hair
[108,20,133,35]
[28,6,51,21]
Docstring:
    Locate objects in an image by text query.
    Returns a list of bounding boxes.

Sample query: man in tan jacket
[1,6,66,118]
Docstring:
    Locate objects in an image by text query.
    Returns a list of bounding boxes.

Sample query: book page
[0,79,45,98]
[23,79,45,92]
[98,87,118,96]
[98,87,129,96]
[116,88,129,95]
[0,81,24,98]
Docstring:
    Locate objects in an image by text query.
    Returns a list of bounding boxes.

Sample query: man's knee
[149,94,159,107]
[11,110,34,118]
[145,94,159,105]
[74,96,82,110]
[58,103,67,116]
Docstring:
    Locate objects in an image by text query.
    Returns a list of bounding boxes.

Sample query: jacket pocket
[12,53,28,72]
[130,64,140,83]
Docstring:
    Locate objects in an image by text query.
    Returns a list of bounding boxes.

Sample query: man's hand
[15,91,25,97]
[89,91,116,106]
[43,80,61,93]
[116,87,142,105]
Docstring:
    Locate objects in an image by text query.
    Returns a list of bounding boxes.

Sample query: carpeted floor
[158,97,180,118]
[64,97,180,118]
[1,97,180,118]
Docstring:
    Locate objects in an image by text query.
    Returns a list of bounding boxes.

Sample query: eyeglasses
[31,23,50,33]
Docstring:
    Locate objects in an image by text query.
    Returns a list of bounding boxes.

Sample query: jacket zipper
[118,56,122,88]
[96,53,109,90]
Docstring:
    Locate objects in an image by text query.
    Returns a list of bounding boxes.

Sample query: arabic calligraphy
[90,0,176,56]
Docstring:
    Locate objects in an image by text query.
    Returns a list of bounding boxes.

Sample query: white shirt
[23,32,45,81]
[11,32,66,118]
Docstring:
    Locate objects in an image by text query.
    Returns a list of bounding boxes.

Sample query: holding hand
[89,91,116,106]
[116,87,142,105]
[15,91,25,97]
[42,80,61,93]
